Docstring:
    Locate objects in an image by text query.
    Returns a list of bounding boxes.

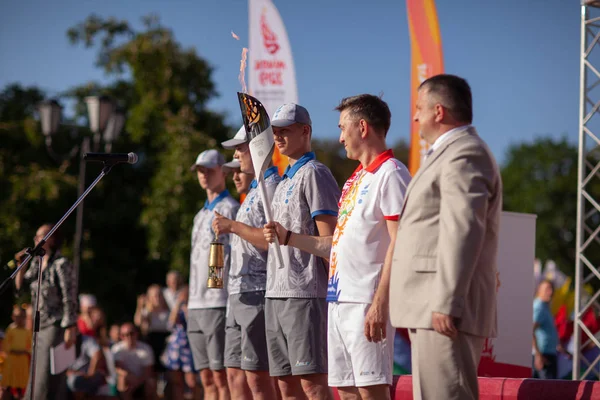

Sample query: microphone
[84,152,138,165]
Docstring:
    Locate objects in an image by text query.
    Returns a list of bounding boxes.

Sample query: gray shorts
[265,297,328,376]
[224,291,269,371]
[187,307,226,371]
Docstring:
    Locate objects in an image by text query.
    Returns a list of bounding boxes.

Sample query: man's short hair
[419,74,473,124]
[335,94,392,137]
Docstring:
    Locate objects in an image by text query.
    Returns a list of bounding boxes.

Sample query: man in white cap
[188,149,239,400]
[262,104,340,400]
[212,126,281,400]
[222,157,254,198]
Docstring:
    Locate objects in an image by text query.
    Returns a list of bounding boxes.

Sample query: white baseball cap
[79,293,97,308]
[190,149,226,171]
[221,126,248,149]
[222,158,241,174]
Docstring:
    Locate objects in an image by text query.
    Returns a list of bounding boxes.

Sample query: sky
[0,0,582,164]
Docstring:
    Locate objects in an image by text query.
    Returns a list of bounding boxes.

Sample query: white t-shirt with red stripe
[327,150,411,304]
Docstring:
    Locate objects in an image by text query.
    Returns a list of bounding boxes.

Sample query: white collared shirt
[427,125,472,158]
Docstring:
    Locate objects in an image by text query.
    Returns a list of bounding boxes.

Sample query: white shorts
[327,302,394,387]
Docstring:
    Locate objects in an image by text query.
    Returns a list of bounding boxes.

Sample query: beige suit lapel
[399,127,477,219]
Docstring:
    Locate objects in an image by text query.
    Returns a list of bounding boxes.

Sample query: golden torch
[207,234,224,289]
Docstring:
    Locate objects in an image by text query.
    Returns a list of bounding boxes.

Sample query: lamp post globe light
[38,99,62,140]
[102,107,126,153]
[37,95,125,281]
[85,95,116,148]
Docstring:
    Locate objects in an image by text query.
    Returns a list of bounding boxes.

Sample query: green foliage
[1,15,235,326]
[501,137,596,278]
[0,84,80,324]
[67,14,233,281]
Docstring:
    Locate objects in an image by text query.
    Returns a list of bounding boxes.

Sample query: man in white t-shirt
[265,94,411,400]
[111,322,156,400]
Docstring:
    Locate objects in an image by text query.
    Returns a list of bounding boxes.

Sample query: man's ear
[434,103,445,123]
[359,119,368,139]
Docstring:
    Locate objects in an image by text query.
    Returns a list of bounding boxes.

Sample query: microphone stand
[0,162,115,400]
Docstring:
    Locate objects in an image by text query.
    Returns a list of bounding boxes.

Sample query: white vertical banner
[248,0,298,116]
[478,211,536,378]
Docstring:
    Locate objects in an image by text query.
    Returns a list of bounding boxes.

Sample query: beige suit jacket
[389,126,502,338]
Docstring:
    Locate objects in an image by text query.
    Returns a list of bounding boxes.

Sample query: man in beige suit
[389,74,502,400]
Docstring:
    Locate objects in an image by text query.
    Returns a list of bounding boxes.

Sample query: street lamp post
[37,96,125,287]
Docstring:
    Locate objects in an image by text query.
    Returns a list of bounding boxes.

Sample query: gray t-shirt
[266,152,341,298]
[188,190,240,309]
[229,166,281,295]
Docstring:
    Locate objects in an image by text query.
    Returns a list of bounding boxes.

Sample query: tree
[501,137,598,278]
[0,14,237,325]
[67,14,234,277]
[0,84,80,325]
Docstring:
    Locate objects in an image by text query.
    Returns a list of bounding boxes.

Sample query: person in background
[112,322,156,400]
[533,280,569,379]
[163,271,183,311]
[15,223,78,400]
[23,305,32,332]
[66,307,109,398]
[1,305,31,400]
[162,286,197,400]
[134,284,171,378]
[108,324,121,347]
[89,308,111,350]
[77,293,98,337]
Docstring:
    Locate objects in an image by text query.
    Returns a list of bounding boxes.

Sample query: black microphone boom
[83,152,138,165]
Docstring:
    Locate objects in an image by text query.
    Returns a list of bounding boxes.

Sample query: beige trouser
[409,329,484,400]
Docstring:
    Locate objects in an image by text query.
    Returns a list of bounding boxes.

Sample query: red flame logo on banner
[261,11,280,55]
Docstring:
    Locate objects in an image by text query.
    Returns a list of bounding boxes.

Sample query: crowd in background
[0,269,207,400]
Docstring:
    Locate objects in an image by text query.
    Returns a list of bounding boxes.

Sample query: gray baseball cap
[271,103,312,127]
[190,149,225,171]
[222,158,241,174]
[221,126,248,149]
